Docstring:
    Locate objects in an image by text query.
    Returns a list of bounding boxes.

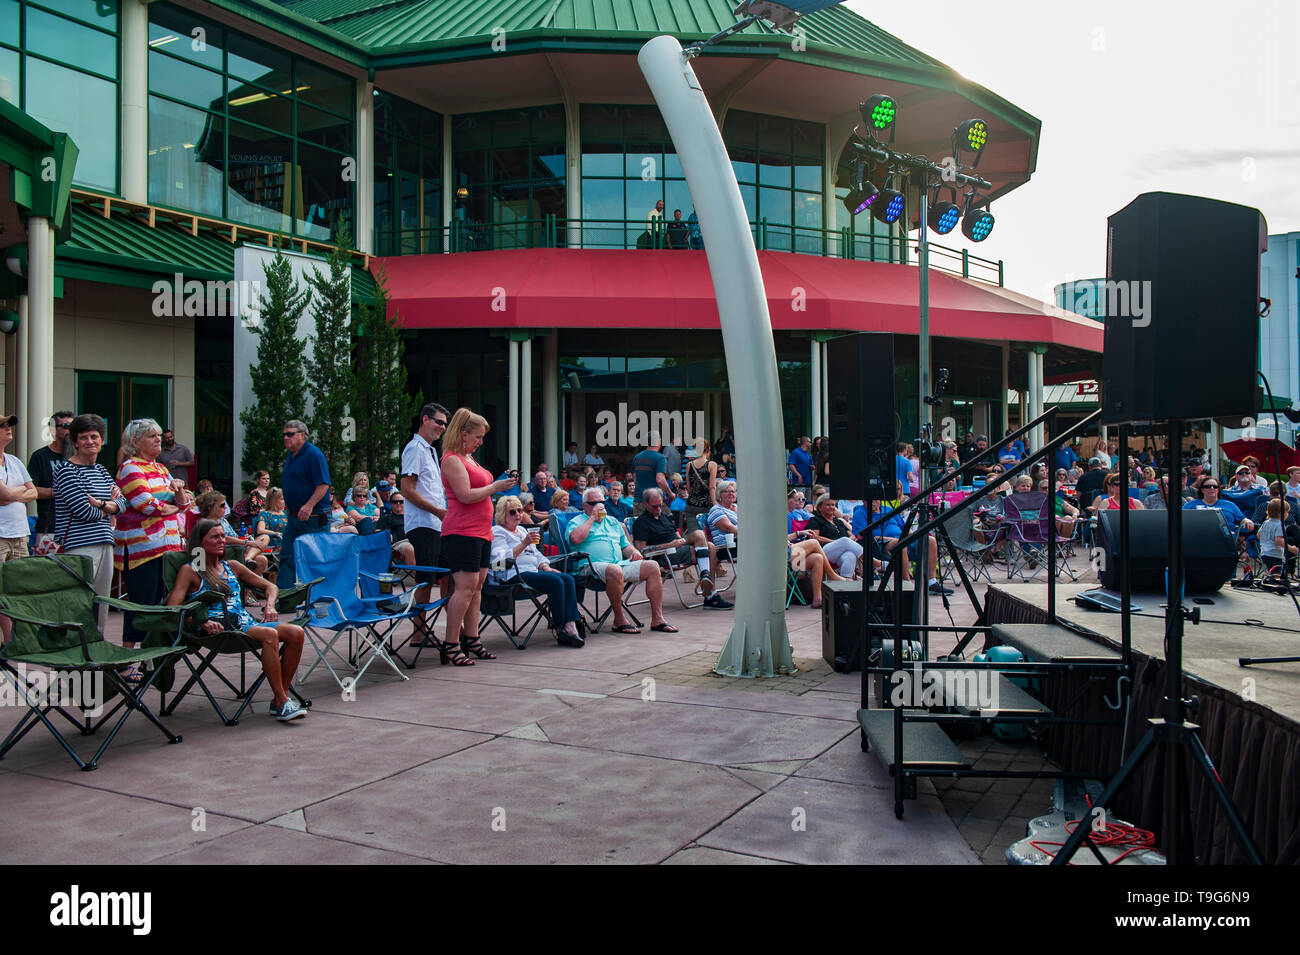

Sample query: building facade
[0,0,1101,496]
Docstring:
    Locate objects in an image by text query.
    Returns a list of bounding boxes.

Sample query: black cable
[1125,610,1300,635]
[1258,370,1284,479]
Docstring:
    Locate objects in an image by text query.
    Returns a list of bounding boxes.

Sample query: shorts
[0,537,28,562]
[588,559,647,584]
[407,527,441,583]
[439,534,491,574]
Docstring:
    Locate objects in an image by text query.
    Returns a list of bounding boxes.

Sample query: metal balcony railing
[374,215,1005,286]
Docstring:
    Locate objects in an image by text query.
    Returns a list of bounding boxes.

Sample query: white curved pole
[639,35,793,677]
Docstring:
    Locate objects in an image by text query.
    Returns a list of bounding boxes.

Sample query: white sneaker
[275,699,307,721]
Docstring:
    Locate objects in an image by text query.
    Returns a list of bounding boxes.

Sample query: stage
[983,582,1300,864]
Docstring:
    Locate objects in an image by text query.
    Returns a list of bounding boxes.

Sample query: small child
[1259,498,1296,574]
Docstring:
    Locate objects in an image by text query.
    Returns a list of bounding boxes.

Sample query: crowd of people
[5,404,1298,723]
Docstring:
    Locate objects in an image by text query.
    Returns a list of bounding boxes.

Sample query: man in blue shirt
[787,436,813,486]
[895,443,913,495]
[529,469,552,514]
[633,433,671,513]
[278,418,332,586]
[1054,441,1078,473]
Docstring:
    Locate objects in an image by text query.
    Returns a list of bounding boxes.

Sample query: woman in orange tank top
[438,408,517,666]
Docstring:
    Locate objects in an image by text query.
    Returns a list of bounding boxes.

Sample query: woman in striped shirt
[114,419,191,669]
[53,414,122,636]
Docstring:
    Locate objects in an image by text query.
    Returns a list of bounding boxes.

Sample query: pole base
[714,613,796,678]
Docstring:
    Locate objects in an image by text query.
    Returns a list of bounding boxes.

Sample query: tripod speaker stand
[1051,418,1263,865]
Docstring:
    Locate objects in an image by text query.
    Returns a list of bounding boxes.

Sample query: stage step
[946,672,1052,718]
[990,623,1120,663]
[858,708,970,770]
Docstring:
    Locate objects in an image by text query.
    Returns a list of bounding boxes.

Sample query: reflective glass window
[26,57,116,189]
[148,95,224,216]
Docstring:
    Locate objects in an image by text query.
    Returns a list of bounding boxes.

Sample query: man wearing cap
[375,479,394,515]
[401,402,450,641]
[0,414,38,642]
[1184,460,1204,489]
[1075,457,1108,508]
[1229,464,1258,493]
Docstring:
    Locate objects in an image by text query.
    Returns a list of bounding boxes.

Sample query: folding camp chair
[627,517,707,610]
[0,555,194,771]
[479,559,550,649]
[292,534,412,688]
[155,552,316,725]
[355,532,448,668]
[936,507,999,585]
[698,512,740,593]
[1004,492,1050,581]
[547,511,642,632]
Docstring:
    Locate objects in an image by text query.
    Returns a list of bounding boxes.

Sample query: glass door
[76,372,172,470]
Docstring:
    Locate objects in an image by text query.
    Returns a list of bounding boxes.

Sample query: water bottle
[239,521,249,539]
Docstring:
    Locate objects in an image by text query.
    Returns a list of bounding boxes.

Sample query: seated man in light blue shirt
[568,487,673,634]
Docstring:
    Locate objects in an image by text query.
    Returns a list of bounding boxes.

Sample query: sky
[841,0,1300,301]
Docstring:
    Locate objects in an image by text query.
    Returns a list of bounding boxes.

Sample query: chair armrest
[275,577,321,616]
[0,607,94,663]
[390,563,450,576]
[98,596,206,637]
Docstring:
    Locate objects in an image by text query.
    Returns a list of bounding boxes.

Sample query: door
[76,372,172,471]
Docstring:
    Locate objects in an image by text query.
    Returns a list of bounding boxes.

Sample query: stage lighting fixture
[844,182,878,215]
[962,206,995,242]
[954,119,988,155]
[929,197,961,235]
[872,188,905,224]
[859,95,897,138]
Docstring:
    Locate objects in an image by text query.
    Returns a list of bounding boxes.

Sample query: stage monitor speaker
[827,332,895,500]
[1102,192,1267,424]
[1096,509,1237,593]
[821,579,915,672]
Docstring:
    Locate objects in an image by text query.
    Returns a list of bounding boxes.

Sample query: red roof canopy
[375,249,1103,352]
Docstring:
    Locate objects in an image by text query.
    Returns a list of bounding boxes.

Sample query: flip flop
[650,623,679,633]
[611,624,641,634]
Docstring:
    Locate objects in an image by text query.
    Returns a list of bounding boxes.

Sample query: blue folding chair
[292,533,412,689]
[547,511,642,632]
[355,532,448,668]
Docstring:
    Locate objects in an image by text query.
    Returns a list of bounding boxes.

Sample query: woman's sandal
[461,635,497,660]
[437,637,474,666]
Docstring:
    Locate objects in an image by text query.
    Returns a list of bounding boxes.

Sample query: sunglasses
[1202,484,1220,490]
[282,431,301,437]
[508,508,523,515]
[391,499,404,504]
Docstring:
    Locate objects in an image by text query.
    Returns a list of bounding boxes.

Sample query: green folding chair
[155,552,318,726]
[0,555,195,772]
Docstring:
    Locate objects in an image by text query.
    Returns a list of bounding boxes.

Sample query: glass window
[296,142,352,240]
[149,49,223,108]
[582,147,621,177]
[26,57,116,189]
[32,0,115,30]
[294,59,351,117]
[226,119,292,230]
[759,187,791,225]
[148,4,222,71]
[148,95,224,216]
[794,160,821,192]
[758,152,792,188]
[0,47,16,104]
[226,32,290,89]
[26,8,116,77]
[227,85,290,132]
[298,101,351,153]
[0,0,18,46]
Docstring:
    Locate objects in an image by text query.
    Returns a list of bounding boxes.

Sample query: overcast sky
[843,0,1300,301]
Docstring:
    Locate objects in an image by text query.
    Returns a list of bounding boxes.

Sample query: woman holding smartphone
[492,495,584,647]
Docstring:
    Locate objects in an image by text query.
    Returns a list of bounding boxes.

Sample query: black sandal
[460,635,497,660]
[437,637,474,666]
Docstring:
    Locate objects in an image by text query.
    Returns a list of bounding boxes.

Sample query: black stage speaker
[827,332,895,500]
[821,579,915,671]
[1102,193,1267,424]
[1096,509,1237,593]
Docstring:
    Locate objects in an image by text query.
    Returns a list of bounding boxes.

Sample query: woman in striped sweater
[53,414,122,636]
[114,419,191,675]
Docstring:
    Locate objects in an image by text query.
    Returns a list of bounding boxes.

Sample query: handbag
[32,532,60,556]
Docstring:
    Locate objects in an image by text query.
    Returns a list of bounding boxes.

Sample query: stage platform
[982,582,1300,864]
[990,582,1300,727]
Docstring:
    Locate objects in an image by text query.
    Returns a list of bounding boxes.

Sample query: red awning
[375,249,1103,352]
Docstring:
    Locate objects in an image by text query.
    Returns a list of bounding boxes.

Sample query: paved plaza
[0,576,1080,865]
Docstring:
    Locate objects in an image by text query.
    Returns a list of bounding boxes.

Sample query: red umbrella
[1220,437,1300,473]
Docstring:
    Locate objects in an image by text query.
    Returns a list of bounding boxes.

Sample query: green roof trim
[57,204,377,304]
[0,99,78,228]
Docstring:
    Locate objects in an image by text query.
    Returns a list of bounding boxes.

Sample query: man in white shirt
[401,403,450,645]
[0,414,38,643]
[1285,466,1300,504]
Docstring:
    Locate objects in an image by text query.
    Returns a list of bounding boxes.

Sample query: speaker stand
[1051,418,1263,865]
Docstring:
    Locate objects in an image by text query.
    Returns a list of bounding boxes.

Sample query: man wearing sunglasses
[277,419,332,586]
[28,410,74,552]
